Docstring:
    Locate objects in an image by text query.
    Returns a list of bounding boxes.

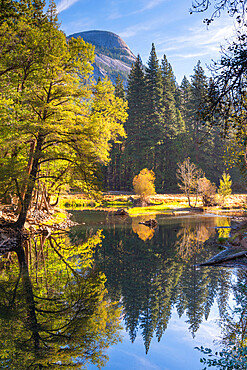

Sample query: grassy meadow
[58,193,247,216]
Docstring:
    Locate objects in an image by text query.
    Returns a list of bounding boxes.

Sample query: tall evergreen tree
[145,44,164,170]
[114,74,125,100]
[161,55,182,138]
[154,55,185,191]
[124,55,147,188]
[189,63,228,183]
[190,61,209,164]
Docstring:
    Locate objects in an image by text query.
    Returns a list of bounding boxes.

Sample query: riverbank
[59,192,247,269]
[59,192,247,213]
[0,206,77,241]
[1,193,247,267]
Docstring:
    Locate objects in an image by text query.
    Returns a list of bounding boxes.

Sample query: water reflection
[131,216,157,241]
[176,218,216,261]
[198,270,247,368]
[0,231,122,368]
[1,212,246,369]
[81,214,233,354]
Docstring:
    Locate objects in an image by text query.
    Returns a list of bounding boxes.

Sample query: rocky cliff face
[68,30,136,86]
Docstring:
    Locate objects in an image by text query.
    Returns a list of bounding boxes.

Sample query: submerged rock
[114,208,129,216]
[139,219,158,228]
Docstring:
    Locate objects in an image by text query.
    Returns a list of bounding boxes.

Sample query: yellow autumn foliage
[133,168,156,200]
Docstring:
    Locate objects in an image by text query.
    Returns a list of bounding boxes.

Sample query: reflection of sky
[88,302,221,370]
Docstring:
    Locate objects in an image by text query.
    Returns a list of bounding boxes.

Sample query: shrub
[198,177,216,206]
[133,169,156,200]
[218,172,232,205]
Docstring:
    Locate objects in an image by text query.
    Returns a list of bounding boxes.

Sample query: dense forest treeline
[104,45,243,193]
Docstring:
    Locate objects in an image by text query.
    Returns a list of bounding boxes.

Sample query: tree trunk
[15,134,44,229]
[16,243,41,351]
[17,140,36,214]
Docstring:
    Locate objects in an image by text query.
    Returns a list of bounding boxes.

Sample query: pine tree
[124,55,148,188]
[155,55,185,191]
[145,44,164,171]
[161,55,180,137]
[190,61,209,165]
[114,74,125,100]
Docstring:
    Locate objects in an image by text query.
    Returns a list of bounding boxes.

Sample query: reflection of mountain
[92,217,232,353]
[67,30,136,86]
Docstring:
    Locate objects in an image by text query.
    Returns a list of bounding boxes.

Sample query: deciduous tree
[176,158,203,207]
[133,168,156,202]
[0,0,127,228]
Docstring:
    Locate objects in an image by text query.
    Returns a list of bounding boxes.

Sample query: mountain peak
[68,30,136,85]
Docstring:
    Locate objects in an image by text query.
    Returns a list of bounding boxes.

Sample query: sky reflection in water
[71,211,237,370]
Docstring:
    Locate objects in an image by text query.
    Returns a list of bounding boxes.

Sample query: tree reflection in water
[198,270,247,369]
[131,216,157,241]
[92,216,233,353]
[0,231,122,369]
[175,217,231,261]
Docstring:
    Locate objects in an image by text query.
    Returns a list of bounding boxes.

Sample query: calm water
[0,210,246,369]
[69,211,244,370]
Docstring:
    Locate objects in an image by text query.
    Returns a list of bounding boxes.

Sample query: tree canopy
[190,0,247,24]
[0,0,127,228]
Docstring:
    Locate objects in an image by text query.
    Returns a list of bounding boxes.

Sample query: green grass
[127,203,181,216]
[101,200,132,208]
[59,198,99,209]
[44,210,67,225]
[60,197,131,209]
[59,195,188,214]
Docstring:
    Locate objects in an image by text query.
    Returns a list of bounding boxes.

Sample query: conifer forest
[105,47,243,193]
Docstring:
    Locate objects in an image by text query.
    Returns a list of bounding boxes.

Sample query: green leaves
[0,1,127,226]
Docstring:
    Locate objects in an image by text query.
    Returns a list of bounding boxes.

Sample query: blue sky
[55,0,237,83]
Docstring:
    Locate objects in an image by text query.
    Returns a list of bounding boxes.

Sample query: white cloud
[56,0,79,13]
[138,0,168,12]
[61,18,94,35]
[156,17,236,60]
[119,22,155,38]
[108,0,169,20]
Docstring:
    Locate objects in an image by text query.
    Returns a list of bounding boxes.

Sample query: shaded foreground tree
[0,0,127,230]
[190,0,247,175]
[190,0,247,25]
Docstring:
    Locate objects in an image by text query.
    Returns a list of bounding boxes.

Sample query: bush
[198,177,216,206]
[133,169,156,201]
[218,172,232,205]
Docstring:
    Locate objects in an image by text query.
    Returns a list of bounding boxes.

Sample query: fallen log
[200,250,247,266]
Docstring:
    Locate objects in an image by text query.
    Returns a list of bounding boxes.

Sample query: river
[0,210,246,369]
